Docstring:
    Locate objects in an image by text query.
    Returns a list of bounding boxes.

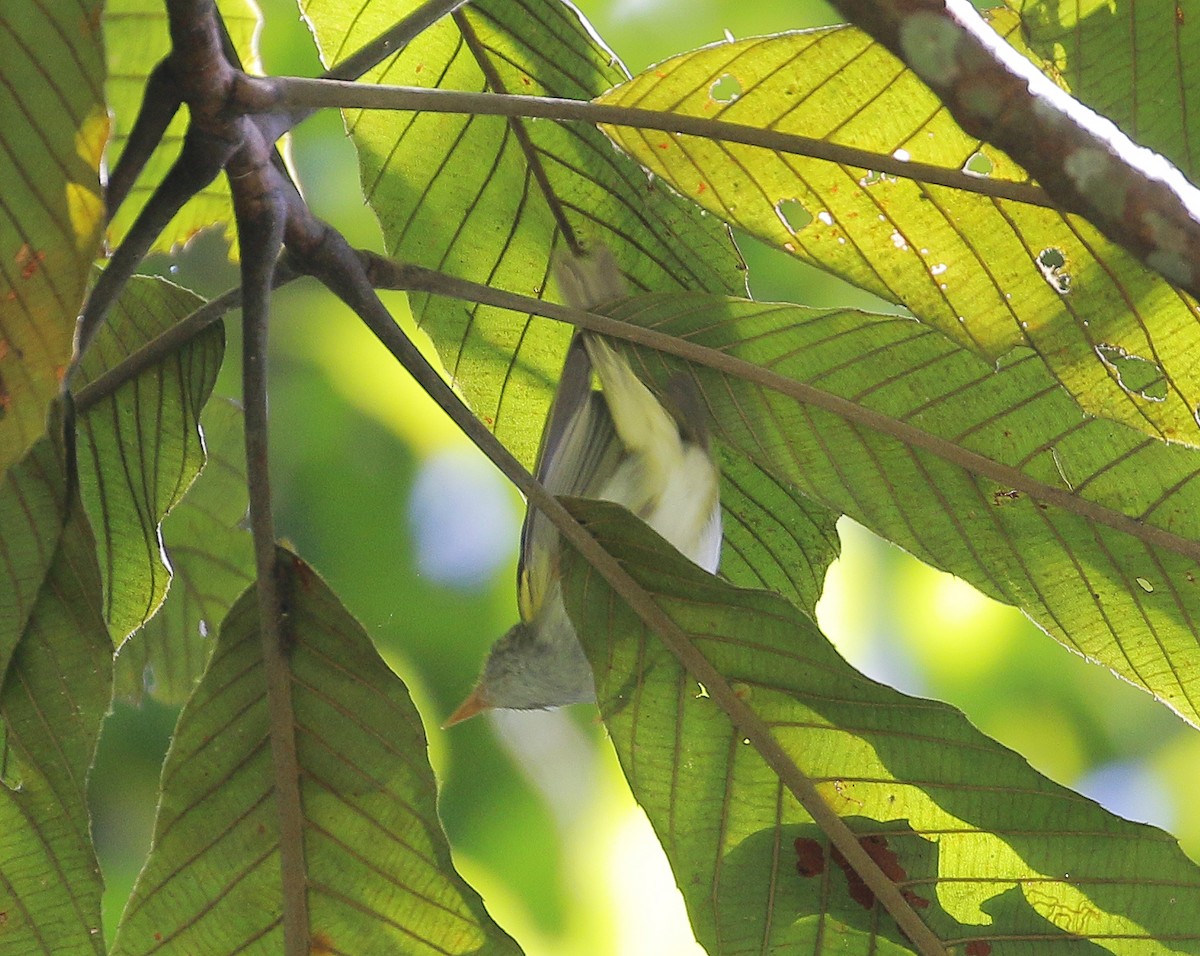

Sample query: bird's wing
[517,340,624,622]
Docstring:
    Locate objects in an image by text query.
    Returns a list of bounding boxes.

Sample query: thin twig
[263,77,1054,208]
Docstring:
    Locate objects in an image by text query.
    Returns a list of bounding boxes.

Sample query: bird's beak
[442,684,492,728]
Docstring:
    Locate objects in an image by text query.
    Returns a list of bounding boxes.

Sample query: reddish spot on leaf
[966,942,992,956]
[831,834,928,910]
[15,244,46,280]
[311,931,335,954]
[830,845,874,909]
[153,932,163,942]
[655,70,667,78]
[521,75,532,86]
[794,837,825,877]
[657,141,671,150]
[697,182,708,194]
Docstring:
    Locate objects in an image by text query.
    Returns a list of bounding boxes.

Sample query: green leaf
[102,0,260,254]
[595,292,1200,726]
[0,425,113,955]
[302,0,745,466]
[563,498,1200,953]
[718,445,840,615]
[1015,0,1200,180]
[0,0,106,476]
[111,550,522,955]
[595,13,1200,446]
[113,397,253,705]
[73,276,224,642]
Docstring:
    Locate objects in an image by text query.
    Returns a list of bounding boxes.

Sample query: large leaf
[102,0,260,254]
[584,292,1200,727]
[0,426,113,955]
[595,12,1200,446]
[564,499,1200,953]
[113,397,253,705]
[0,0,106,476]
[111,549,522,955]
[1015,0,1200,180]
[73,276,224,642]
[301,0,745,466]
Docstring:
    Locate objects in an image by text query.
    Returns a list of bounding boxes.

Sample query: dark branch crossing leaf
[597,292,1200,725]
[563,499,1200,954]
[0,0,106,476]
[0,425,112,955]
[110,548,522,956]
[113,397,253,705]
[596,12,1200,446]
[302,0,746,467]
[74,276,224,642]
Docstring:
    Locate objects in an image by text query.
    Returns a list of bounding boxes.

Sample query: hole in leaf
[1095,343,1168,401]
[1036,247,1072,294]
[963,150,994,177]
[775,198,812,234]
[709,74,743,104]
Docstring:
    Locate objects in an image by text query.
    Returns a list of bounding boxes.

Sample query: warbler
[444,248,722,725]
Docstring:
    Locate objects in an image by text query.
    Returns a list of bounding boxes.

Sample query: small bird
[444,248,722,725]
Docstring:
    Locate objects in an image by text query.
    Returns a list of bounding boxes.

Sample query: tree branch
[824,0,1200,300]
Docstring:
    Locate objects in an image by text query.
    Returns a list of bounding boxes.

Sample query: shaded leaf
[0,425,112,955]
[113,398,252,705]
[0,0,106,476]
[1015,0,1200,180]
[718,444,840,615]
[564,498,1200,953]
[74,276,223,642]
[102,0,260,254]
[111,549,522,955]
[302,0,745,466]
[596,13,1200,445]
[596,292,1200,725]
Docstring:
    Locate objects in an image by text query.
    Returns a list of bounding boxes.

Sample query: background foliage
[6,0,1200,953]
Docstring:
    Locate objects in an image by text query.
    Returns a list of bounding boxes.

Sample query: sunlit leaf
[0,424,112,955]
[1015,0,1200,180]
[113,398,252,705]
[73,276,223,642]
[596,12,1200,446]
[718,445,840,614]
[302,0,746,467]
[0,0,106,476]
[564,499,1200,953]
[590,292,1200,726]
[102,0,260,255]
[111,549,522,955]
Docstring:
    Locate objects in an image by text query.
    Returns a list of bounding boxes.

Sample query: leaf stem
[263,76,1054,208]
[367,255,1200,566]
